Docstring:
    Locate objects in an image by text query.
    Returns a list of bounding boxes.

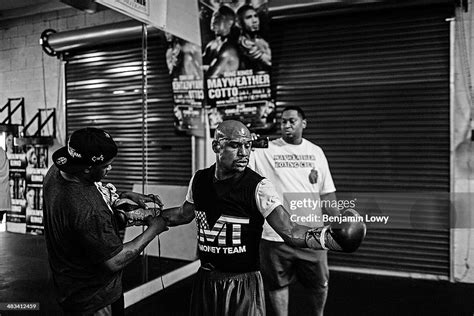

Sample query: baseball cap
[53,127,118,174]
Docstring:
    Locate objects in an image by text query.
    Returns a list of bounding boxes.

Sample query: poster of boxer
[166,33,206,135]
[6,146,27,233]
[25,145,48,235]
[198,0,275,131]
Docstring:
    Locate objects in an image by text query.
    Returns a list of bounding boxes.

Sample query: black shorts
[259,239,329,291]
[190,267,265,316]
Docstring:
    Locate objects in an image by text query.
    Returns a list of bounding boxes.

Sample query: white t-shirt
[249,138,336,241]
[186,173,282,219]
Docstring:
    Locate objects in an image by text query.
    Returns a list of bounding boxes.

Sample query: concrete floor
[125,271,474,316]
[1,232,473,316]
[0,232,61,315]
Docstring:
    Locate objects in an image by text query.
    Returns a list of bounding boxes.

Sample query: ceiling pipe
[40,0,454,56]
[39,20,158,57]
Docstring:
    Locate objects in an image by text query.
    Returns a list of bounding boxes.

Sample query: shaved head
[215,120,251,141]
[213,120,252,180]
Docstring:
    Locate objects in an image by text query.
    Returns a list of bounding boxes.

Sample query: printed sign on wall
[25,145,49,235]
[198,0,275,132]
[166,33,206,135]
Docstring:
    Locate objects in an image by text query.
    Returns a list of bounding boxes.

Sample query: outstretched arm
[255,179,313,248]
[265,205,311,248]
[119,191,163,209]
[162,201,196,226]
[266,206,366,253]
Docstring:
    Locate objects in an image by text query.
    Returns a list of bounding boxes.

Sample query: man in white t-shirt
[249,106,340,316]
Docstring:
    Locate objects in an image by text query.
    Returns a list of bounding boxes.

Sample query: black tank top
[192,164,265,272]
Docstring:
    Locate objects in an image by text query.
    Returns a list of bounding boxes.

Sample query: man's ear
[302,119,307,129]
[212,140,221,153]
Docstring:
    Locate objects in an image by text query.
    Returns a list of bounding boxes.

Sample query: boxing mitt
[113,198,162,228]
[305,209,367,253]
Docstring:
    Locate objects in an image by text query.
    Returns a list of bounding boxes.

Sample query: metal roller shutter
[65,35,192,191]
[270,4,452,275]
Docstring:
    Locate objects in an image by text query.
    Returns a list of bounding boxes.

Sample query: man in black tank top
[162,120,366,316]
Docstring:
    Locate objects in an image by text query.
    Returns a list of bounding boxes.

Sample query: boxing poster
[198,0,275,132]
[5,139,49,235]
[25,145,49,235]
[6,145,27,234]
[166,33,206,135]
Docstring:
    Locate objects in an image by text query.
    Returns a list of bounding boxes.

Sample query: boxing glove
[305,209,367,253]
[113,198,162,228]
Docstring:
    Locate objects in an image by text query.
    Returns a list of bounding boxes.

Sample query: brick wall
[0,7,131,135]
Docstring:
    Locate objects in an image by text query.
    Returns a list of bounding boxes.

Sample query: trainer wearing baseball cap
[43,127,168,315]
[52,127,118,175]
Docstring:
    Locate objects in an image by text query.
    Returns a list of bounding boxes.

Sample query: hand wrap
[113,198,162,227]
